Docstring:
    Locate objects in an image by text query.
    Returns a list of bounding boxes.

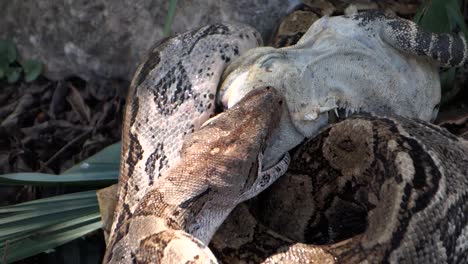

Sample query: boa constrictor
[103,11,468,263]
[104,24,290,263]
[211,114,468,263]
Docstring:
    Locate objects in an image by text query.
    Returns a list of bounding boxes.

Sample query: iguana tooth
[334,108,339,119]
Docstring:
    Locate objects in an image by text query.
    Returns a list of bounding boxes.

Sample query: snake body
[211,116,468,263]
[108,23,260,237]
[105,87,286,263]
[114,23,261,215]
[104,24,290,263]
[104,10,468,263]
[211,115,468,263]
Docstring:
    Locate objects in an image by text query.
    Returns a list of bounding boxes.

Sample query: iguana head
[218,44,441,168]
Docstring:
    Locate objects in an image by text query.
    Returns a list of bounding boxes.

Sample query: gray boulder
[0,0,294,81]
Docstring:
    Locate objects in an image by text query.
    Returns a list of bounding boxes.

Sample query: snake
[103,10,468,263]
[103,23,291,263]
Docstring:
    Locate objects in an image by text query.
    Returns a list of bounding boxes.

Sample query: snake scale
[104,10,468,263]
[211,114,468,263]
[104,23,290,263]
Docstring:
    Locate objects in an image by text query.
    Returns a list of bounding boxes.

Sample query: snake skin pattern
[104,23,291,263]
[211,115,468,263]
[105,87,287,263]
[104,10,468,264]
[106,23,261,248]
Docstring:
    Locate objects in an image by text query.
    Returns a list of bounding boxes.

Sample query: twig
[43,129,92,168]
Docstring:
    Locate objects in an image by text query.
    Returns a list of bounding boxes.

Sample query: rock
[0,0,294,81]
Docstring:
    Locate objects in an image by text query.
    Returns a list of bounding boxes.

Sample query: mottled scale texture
[210,115,468,263]
[105,23,264,262]
[105,87,287,263]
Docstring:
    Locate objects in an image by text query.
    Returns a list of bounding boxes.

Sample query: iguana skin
[219,10,467,168]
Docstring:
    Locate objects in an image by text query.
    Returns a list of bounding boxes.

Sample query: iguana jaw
[290,94,365,134]
[218,53,368,168]
[262,97,365,168]
[220,79,361,168]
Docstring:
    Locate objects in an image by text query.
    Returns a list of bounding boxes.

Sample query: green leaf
[62,142,121,175]
[0,141,120,259]
[446,3,468,38]
[0,205,98,238]
[0,144,120,261]
[0,191,97,210]
[413,0,467,104]
[0,141,121,262]
[0,40,17,64]
[163,0,178,37]
[440,67,459,103]
[413,0,430,23]
[416,0,451,33]
[0,193,97,213]
[0,172,118,186]
[0,204,97,226]
[1,217,101,263]
[0,142,121,186]
[5,67,21,83]
[0,191,102,263]
[0,211,99,248]
[21,59,43,82]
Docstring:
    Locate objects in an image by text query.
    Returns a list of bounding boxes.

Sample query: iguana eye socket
[258,53,286,72]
